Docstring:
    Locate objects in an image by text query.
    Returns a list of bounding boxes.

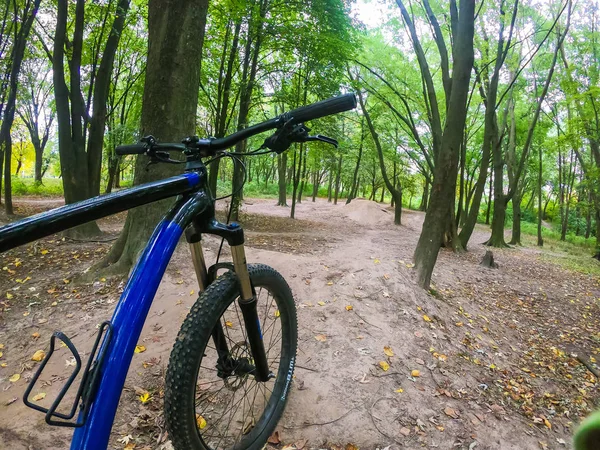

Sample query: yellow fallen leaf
[0,344,4,349]
[423,315,431,322]
[225,321,233,327]
[317,301,326,306]
[41,249,49,255]
[544,418,551,429]
[134,345,146,353]
[139,392,151,403]
[383,273,390,280]
[6,292,13,299]
[379,361,390,371]
[274,310,280,318]
[63,279,70,284]
[31,350,45,362]
[327,281,333,286]
[374,259,380,264]
[32,332,40,339]
[32,392,46,401]
[411,369,420,377]
[0,352,2,358]
[405,263,415,268]
[455,322,463,327]
[23,311,29,317]
[383,346,394,357]
[489,363,497,370]
[345,305,353,311]
[314,334,327,342]
[395,388,404,393]
[0,363,6,367]
[196,414,207,429]
[51,301,58,307]
[190,290,195,296]
[9,373,20,382]
[436,426,445,432]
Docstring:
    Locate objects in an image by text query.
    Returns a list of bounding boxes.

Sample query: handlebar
[115,93,357,156]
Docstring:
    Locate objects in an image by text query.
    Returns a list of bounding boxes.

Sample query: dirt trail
[0,197,599,449]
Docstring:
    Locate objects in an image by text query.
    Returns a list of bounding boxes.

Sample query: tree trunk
[0,0,41,214]
[3,134,12,215]
[537,147,543,246]
[86,0,131,198]
[347,119,364,204]
[327,169,333,202]
[412,0,475,288]
[333,154,342,205]
[100,0,208,274]
[357,90,403,225]
[277,153,287,206]
[297,147,307,204]
[419,177,429,211]
[509,191,522,245]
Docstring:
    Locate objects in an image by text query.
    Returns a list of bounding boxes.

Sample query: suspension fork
[186,221,270,382]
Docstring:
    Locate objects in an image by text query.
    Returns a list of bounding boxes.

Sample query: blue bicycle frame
[0,171,229,449]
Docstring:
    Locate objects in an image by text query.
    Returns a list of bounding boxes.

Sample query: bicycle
[0,93,357,450]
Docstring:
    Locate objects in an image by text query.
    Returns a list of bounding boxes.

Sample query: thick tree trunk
[277,153,287,206]
[100,0,208,274]
[412,0,475,288]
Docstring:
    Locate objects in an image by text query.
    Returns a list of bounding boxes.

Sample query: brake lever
[303,135,339,148]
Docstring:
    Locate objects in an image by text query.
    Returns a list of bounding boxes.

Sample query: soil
[0,196,599,450]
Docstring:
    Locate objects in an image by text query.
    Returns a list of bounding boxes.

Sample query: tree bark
[413,0,475,288]
[357,91,403,225]
[277,153,288,206]
[537,147,544,246]
[100,0,208,274]
[87,0,131,197]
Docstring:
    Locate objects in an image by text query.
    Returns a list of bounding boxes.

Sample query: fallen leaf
[374,259,380,264]
[6,292,13,299]
[384,346,394,357]
[32,332,40,339]
[411,370,420,377]
[196,414,207,429]
[31,350,45,362]
[32,392,46,401]
[423,315,432,322]
[327,281,333,286]
[345,305,353,311]
[225,321,233,327]
[455,322,464,327]
[395,388,404,393]
[9,373,20,382]
[379,361,390,371]
[314,334,327,342]
[444,406,460,419]
[436,426,445,432]
[400,427,411,436]
[317,301,326,306]
[267,431,281,444]
[274,310,280,318]
[345,444,358,450]
[138,392,151,403]
[543,418,551,429]
[294,439,307,450]
[134,345,146,354]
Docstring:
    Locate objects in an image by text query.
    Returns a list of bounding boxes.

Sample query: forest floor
[0,196,599,450]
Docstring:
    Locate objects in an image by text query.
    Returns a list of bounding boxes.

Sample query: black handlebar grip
[287,93,357,124]
[115,144,147,155]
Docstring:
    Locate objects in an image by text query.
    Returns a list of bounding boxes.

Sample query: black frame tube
[0,173,201,253]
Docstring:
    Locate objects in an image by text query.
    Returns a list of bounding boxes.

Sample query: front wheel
[165,264,297,450]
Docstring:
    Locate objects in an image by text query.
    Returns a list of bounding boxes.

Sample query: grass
[7,177,64,196]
